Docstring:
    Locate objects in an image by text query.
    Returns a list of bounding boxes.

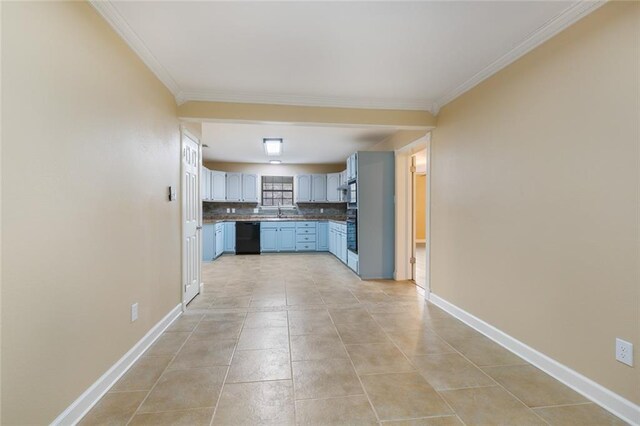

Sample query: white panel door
[182,132,201,305]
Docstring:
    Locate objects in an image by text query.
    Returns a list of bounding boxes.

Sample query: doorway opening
[411,150,427,288]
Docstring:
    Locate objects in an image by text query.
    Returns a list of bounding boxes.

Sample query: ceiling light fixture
[269,160,282,165]
[263,138,283,156]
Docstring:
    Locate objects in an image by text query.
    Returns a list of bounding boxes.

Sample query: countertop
[203,216,346,224]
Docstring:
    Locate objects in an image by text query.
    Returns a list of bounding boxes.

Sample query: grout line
[530,401,595,410]
[123,313,207,426]
[327,306,383,424]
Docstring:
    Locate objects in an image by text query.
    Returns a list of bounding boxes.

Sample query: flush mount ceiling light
[263,138,283,156]
[269,160,282,165]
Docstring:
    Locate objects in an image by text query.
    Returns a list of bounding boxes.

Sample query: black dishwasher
[235,222,261,254]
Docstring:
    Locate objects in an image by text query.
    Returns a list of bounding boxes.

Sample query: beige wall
[205,161,345,176]
[1,2,181,424]
[431,1,639,404]
[415,175,426,241]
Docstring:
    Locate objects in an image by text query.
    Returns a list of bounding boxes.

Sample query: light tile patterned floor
[80,253,628,425]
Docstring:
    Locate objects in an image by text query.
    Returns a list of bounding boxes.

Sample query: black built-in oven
[346,208,357,253]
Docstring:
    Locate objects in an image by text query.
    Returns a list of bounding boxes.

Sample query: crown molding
[89,0,181,96]
[432,0,607,115]
[176,89,436,113]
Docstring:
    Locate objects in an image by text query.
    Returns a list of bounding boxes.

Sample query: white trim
[427,293,640,426]
[176,89,435,113]
[415,239,426,244]
[88,1,181,96]
[432,0,607,114]
[50,304,183,426]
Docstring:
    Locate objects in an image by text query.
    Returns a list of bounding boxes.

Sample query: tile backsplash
[203,202,346,219]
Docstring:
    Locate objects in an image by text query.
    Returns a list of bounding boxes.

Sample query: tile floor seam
[528,401,596,410]
[208,306,249,426]
[327,301,383,425]
[287,305,298,425]
[368,304,461,420]
[123,312,207,426]
[442,345,553,426]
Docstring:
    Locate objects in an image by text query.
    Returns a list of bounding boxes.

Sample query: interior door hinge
[409,257,416,264]
[410,166,417,173]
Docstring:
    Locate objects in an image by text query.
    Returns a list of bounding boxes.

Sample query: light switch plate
[168,186,176,201]
[232,208,236,213]
[253,208,259,213]
[131,303,139,322]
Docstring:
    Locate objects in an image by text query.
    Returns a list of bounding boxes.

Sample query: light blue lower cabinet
[347,250,359,273]
[317,222,329,251]
[278,227,296,251]
[202,223,215,261]
[214,223,224,258]
[261,228,278,252]
[224,222,235,253]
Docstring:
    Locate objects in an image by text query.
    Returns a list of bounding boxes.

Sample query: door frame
[394,133,431,297]
[180,125,203,311]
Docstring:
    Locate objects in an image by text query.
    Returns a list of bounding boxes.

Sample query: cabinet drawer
[296,221,317,229]
[296,235,316,243]
[277,222,297,228]
[296,228,316,235]
[296,242,317,251]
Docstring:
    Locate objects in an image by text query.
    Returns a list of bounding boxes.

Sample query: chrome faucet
[277,206,283,218]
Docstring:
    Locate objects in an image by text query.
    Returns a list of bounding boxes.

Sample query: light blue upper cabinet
[260,228,278,252]
[226,172,242,201]
[211,171,227,201]
[296,174,312,202]
[326,173,341,202]
[278,227,296,251]
[242,174,259,202]
[311,174,327,202]
[346,153,358,181]
[340,170,348,202]
[224,222,235,252]
[317,222,329,251]
[201,167,211,201]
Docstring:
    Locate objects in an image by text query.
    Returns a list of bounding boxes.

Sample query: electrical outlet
[616,338,633,366]
[253,208,259,213]
[131,303,139,322]
[226,208,231,213]
[232,208,236,213]
[320,208,324,213]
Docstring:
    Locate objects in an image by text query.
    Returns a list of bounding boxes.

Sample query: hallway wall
[2,2,181,423]
[431,1,639,405]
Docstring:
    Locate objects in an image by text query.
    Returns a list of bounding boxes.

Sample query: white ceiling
[96,1,599,113]
[202,122,395,164]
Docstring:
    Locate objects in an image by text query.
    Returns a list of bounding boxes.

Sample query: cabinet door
[340,171,348,202]
[260,228,278,252]
[215,229,224,258]
[278,227,296,251]
[224,222,235,252]
[226,173,242,201]
[326,173,340,202]
[242,174,259,202]
[211,171,226,201]
[340,233,347,263]
[201,167,210,201]
[311,174,327,202]
[295,175,312,202]
[317,222,329,251]
[202,224,215,261]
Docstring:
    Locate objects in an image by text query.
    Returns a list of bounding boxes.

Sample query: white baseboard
[51,304,183,426]
[427,293,640,426]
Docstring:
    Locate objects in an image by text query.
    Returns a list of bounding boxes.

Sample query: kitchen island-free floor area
[80,254,626,425]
